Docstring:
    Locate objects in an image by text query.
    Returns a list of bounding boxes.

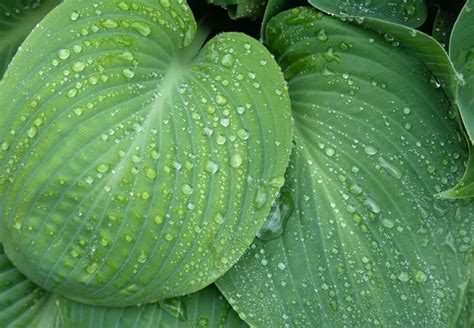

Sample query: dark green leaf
[0,0,61,79]
[218,7,473,327]
[432,4,457,50]
[308,0,428,27]
[0,0,292,307]
[0,245,61,327]
[207,0,266,19]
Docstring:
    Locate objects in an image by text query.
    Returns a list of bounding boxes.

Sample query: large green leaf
[0,0,292,307]
[442,0,474,198]
[0,245,61,327]
[0,0,61,79]
[207,0,266,19]
[59,285,248,328]
[308,0,428,27]
[0,243,248,327]
[218,7,473,327]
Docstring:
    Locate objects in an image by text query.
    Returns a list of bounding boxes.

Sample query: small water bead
[122,68,135,79]
[144,167,157,179]
[119,51,134,61]
[364,145,378,156]
[67,89,78,98]
[160,0,171,7]
[277,262,286,270]
[96,163,110,173]
[58,49,71,60]
[237,129,249,140]
[317,29,328,41]
[403,107,411,115]
[70,11,80,21]
[84,176,94,184]
[72,61,86,72]
[221,54,234,68]
[398,272,410,282]
[220,117,230,127]
[205,160,219,174]
[215,94,228,106]
[181,184,193,195]
[27,126,37,138]
[85,262,99,274]
[152,214,163,225]
[230,154,243,168]
[415,270,427,283]
[339,42,351,51]
[118,2,129,10]
[1,142,9,151]
[101,19,119,29]
[325,148,335,157]
[254,187,267,210]
[131,21,151,36]
[165,233,174,241]
[382,218,394,228]
[214,213,225,224]
[216,135,226,145]
[137,252,147,264]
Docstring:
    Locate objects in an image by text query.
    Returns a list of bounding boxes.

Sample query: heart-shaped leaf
[0,0,61,79]
[308,0,427,27]
[0,0,292,307]
[218,7,473,327]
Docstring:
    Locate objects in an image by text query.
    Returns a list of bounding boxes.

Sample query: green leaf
[0,0,292,307]
[207,0,266,19]
[308,0,428,27]
[432,4,456,50]
[59,285,248,328]
[261,0,304,35]
[218,7,473,327]
[0,245,61,327]
[443,0,474,198]
[455,260,473,327]
[0,0,61,79]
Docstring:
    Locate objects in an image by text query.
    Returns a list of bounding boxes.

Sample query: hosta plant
[0,0,472,327]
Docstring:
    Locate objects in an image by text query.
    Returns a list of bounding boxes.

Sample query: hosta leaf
[261,0,304,35]
[307,0,427,28]
[442,0,474,198]
[0,245,61,327]
[432,4,456,50]
[0,0,292,307]
[207,0,266,19]
[0,0,61,79]
[59,285,248,328]
[218,7,473,327]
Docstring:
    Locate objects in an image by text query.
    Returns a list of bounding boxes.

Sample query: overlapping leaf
[207,0,266,19]
[308,0,427,27]
[0,0,61,79]
[441,0,474,198]
[0,245,61,327]
[0,0,292,307]
[218,7,473,327]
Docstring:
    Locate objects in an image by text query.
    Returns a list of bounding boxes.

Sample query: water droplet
[101,18,119,29]
[96,163,110,173]
[27,126,37,138]
[277,262,286,270]
[364,145,378,156]
[317,29,328,42]
[66,88,78,98]
[70,11,80,21]
[325,148,335,157]
[72,61,86,72]
[118,2,129,10]
[144,167,157,179]
[268,176,285,188]
[378,157,403,179]
[205,160,219,174]
[122,68,135,79]
[230,153,242,168]
[254,186,267,210]
[58,49,71,60]
[415,270,427,283]
[13,221,22,230]
[1,142,9,151]
[153,214,163,225]
[131,21,151,36]
[159,298,187,322]
[86,262,99,274]
[398,271,409,282]
[137,252,147,264]
[237,129,249,140]
[181,184,193,195]
[160,0,171,8]
[382,218,394,229]
[214,212,224,224]
[165,233,174,241]
[221,54,234,68]
[215,94,228,106]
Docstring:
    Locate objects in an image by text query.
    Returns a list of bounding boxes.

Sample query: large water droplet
[257,192,294,241]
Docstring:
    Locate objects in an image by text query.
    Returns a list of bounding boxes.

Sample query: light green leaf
[456,260,473,327]
[207,0,266,19]
[0,0,61,79]
[0,0,292,307]
[59,285,248,328]
[0,244,61,327]
[307,0,427,28]
[261,0,304,35]
[218,7,473,327]
[443,0,474,198]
